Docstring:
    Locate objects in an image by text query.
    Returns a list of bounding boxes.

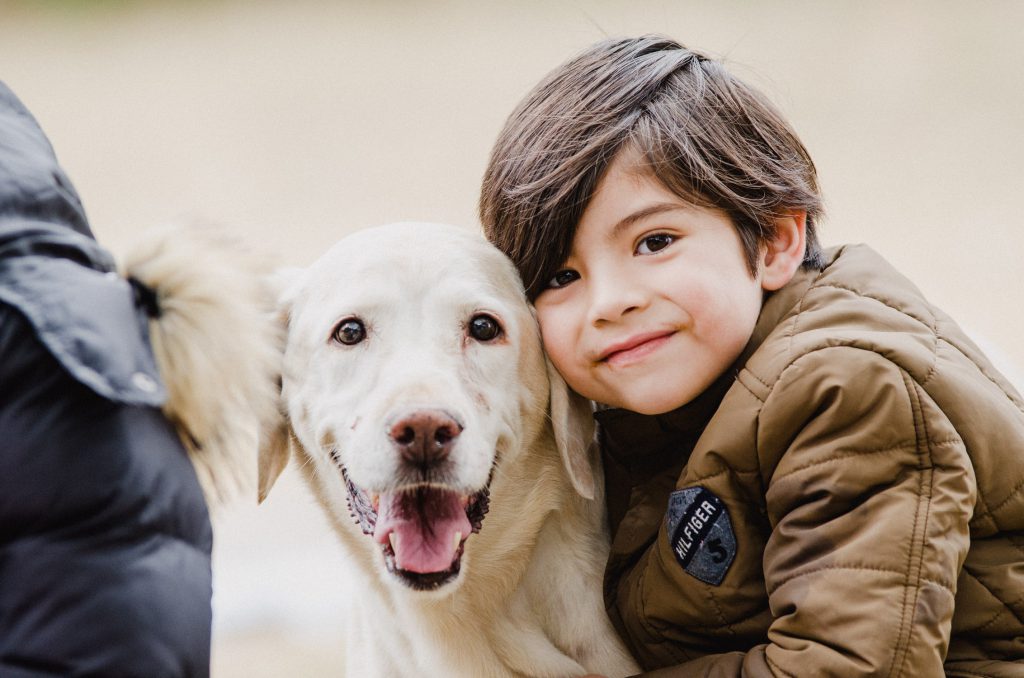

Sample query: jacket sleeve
[634,346,976,677]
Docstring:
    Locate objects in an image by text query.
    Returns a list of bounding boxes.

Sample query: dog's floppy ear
[546,357,597,500]
[258,416,291,503]
[122,224,282,509]
[257,266,302,503]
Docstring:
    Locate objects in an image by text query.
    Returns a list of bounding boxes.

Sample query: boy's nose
[587,278,647,325]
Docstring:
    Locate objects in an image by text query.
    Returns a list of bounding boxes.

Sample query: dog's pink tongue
[373,488,471,574]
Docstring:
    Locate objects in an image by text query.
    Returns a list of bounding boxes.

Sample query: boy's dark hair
[480,35,824,300]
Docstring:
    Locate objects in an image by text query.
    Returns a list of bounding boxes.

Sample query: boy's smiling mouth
[599,330,677,367]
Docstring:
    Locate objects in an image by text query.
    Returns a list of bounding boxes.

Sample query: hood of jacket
[0,81,92,240]
[0,82,164,406]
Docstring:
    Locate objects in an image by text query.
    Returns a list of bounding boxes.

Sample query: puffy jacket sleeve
[638,346,976,677]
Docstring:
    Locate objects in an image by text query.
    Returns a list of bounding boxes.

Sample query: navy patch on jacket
[665,486,736,585]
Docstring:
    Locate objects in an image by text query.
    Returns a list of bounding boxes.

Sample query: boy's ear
[760,210,807,292]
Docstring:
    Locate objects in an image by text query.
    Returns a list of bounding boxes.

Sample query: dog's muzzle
[332,409,493,591]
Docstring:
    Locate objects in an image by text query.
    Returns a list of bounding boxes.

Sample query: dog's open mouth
[341,466,490,591]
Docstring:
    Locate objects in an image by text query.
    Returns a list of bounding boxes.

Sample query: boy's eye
[635,234,675,255]
[547,269,580,289]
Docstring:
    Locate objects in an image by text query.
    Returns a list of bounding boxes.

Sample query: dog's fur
[121,224,280,505]
[259,223,638,677]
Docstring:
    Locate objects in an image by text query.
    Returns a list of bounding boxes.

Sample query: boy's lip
[598,330,676,365]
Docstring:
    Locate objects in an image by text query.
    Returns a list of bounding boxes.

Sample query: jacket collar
[0,221,114,272]
[734,248,839,370]
[595,363,738,478]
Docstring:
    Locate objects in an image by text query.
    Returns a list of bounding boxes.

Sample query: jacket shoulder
[0,255,165,406]
[744,245,955,396]
[737,244,1024,528]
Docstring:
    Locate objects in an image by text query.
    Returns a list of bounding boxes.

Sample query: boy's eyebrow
[611,203,688,239]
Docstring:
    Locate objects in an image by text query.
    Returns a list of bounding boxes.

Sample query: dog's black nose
[388,409,462,468]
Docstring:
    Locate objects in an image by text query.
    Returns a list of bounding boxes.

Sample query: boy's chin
[624,399,690,416]
[607,367,728,414]
[601,387,701,415]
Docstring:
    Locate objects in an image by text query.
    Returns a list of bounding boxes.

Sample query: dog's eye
[332,318,366,345]
[468,314,503,342]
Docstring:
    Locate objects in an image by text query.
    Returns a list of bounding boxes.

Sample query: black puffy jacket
[0,82,212,677]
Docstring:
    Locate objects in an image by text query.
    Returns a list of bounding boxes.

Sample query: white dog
[259,222,639,678]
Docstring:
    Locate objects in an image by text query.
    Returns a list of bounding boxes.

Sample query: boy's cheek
[539,334,588,394]
[535,305,596,395]
[540,333,575,379]
[535,309,569,358]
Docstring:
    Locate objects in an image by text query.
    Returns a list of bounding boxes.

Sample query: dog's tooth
[453,531,462,551]
[389,532,399,553]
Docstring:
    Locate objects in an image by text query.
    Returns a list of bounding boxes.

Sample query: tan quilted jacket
[598,244,1024,677]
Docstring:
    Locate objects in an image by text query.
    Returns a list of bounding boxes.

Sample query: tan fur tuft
[120,224,284,509]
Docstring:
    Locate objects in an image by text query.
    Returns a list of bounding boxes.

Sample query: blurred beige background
[2,1,1021,676]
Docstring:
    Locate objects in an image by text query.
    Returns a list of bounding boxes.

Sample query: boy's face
[534,152,773,415]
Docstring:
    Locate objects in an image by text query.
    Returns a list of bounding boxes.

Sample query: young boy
[480,36,1024,677]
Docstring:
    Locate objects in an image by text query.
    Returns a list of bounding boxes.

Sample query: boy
[480,36,1024,677]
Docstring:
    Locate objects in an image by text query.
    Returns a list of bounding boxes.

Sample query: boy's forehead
[599,147,669,195]
[580,151,713,232]
[553,148,651,247]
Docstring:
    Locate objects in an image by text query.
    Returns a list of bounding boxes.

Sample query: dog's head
[259,222,595,593]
